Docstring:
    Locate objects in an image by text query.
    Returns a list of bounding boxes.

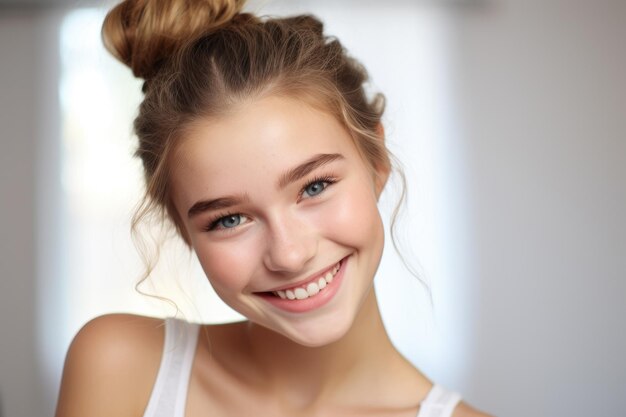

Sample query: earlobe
[374,163,391,199]
[376,123,385,139]
[373,123,391,199]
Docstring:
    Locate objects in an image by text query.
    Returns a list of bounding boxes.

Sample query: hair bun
[102,0,246,80]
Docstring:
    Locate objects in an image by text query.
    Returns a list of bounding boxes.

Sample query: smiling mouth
[264,260,342,301]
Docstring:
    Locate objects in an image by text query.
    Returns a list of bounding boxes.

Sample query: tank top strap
[416,384,462,417]
[143,318,200,417]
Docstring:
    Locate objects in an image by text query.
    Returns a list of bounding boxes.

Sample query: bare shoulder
[55,314,165,417]
[453,400,495,417]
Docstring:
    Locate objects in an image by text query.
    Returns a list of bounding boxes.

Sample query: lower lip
[256,257,348,314]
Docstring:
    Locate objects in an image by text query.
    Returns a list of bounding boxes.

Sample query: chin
[276,310,356,348]
[285,326,350,348]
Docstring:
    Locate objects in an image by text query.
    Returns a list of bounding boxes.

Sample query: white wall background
[1,9,63,417]
[0,11,41,417]
[0,1,624,417]
[449,2,626,415]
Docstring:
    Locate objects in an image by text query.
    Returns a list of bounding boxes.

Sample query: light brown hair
[102,0,397,289]
[102,0,391,236]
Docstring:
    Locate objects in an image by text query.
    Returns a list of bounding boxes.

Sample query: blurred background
[1,0,624,416]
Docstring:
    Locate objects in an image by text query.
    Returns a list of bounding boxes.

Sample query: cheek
[316,181,384,249]
[194,240,256,294]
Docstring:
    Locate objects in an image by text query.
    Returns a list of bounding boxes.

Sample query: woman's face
[171,95,387,347]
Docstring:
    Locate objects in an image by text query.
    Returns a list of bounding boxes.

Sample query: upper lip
[258,256,346,293]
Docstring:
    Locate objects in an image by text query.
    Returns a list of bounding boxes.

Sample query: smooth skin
[55,96,492,417]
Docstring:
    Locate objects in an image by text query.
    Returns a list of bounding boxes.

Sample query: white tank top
[143,318,462,417]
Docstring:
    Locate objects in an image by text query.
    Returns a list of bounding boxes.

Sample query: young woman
[55,1,491,416]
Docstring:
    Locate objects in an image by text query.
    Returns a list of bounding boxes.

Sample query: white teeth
[294,288,308,300]
[274,260,342,301]
[306,282,320,296]
[318,277,327,289]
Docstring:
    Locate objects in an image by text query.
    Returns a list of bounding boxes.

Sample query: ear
[373,123,391,199]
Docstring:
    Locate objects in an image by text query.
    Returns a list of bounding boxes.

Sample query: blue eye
[218,215,242,228]
[205,213,250,232]
[207,214,244,231]
[304,180,326,197]
[299,176,337,200]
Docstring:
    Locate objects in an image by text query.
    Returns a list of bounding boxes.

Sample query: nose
[262,212,317,274]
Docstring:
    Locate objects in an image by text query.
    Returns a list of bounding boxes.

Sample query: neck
[242,286,419,408]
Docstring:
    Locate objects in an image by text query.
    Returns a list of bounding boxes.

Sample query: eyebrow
[277,153,344,189]
[187,194,250,219]
[186,153,344,219]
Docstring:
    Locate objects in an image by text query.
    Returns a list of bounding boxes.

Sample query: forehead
[170,95,361,205]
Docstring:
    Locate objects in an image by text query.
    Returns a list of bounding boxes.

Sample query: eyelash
[205,211,240,232]
[298,174,337,200]
[204,174,338,232]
